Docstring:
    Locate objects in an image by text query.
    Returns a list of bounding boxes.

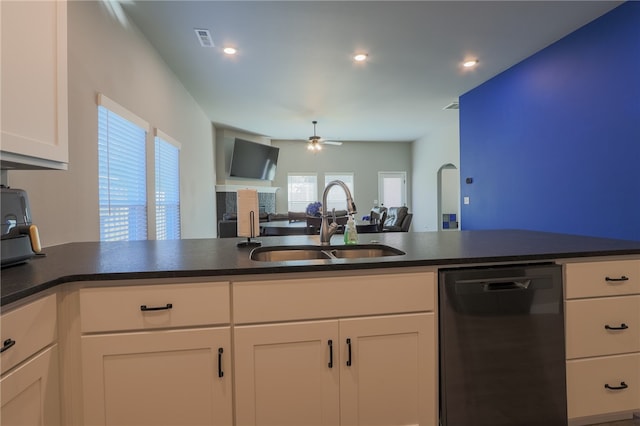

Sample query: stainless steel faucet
[320,180,357,245]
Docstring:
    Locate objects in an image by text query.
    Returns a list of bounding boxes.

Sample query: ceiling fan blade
[321,140,342,146]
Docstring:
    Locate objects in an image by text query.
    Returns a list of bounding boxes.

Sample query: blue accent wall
[459,2,640,241]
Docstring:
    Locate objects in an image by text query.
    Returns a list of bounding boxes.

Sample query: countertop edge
[3,243,639,307]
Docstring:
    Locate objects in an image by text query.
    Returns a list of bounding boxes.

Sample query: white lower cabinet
[339,313,435,426]
[234,313,434,426]
[234,320,340,425]
[0,293,60,426]
[564,258,640,424]
[81,327,232,426]
[232,270,437,426]
[0,345,61,426]
[566,353,640,419]
[79,282,233,426]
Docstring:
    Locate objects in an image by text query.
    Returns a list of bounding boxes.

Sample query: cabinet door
[82,327,232,426]
[234,320,340,426]
[0,0,68,169]
[339,313,436,426]
[0,345,61,426]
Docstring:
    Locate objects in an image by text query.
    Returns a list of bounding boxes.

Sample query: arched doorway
[437,163,459,231]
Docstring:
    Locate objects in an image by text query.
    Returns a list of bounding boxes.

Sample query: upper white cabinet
[1,0,68,170]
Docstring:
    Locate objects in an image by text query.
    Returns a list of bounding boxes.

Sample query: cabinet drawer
[80,282,230,333]
[565,260,640,299]
[0,294,57,375]
[566,353,640,419]
[233,272,435,324]
[566,296,640,359]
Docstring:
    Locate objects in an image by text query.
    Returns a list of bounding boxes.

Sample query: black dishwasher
[439,263,567,426]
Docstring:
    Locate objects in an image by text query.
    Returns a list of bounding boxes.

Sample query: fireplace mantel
[215,185,279,194]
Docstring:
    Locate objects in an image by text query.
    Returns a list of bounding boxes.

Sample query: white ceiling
[119,1,621,142]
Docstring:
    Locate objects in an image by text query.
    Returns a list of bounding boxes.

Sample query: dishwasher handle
[483,279,531,292]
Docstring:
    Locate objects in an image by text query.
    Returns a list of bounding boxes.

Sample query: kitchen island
[1,230,640,426]
[3,229,640,306]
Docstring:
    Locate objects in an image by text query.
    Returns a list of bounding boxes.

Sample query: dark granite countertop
[2,230,640,306]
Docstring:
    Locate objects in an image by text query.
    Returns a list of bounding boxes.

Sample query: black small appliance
[1,186,41,267]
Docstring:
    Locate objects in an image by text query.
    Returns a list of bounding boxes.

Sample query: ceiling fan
[307,120,342,151]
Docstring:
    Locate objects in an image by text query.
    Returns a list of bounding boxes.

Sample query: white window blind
[324,173,354,212]
[155,131,181,240]
[98,97,148,241]
[287,174,318,212]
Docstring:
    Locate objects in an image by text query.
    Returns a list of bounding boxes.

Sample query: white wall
[7,1,216,246]
[411,112,460,232]
[270,140,412,215]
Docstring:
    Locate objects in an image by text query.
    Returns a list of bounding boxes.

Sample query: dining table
[259,220,379,236]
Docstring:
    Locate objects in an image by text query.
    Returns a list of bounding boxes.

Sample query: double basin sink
[250,244,405,262]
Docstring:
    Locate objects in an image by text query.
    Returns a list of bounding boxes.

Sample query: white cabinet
[0,0,68,170]
[564,259,640,423]
[232,271,437,426]
[234,320,340,426]
[0,294,60,426]
[339,313,435,426]
[79,282,233,426]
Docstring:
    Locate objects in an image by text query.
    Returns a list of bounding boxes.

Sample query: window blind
[155,134,181,240]
[98,105,148,241]
[287,174,318,212]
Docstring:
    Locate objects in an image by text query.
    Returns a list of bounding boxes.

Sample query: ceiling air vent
[443,101,460,110]
[194,29,214,48]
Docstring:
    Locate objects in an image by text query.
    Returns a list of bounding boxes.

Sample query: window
[378,172,407,208]
[288,174,318,212]
[324,173,354,212]
[155,130,181,240]
[98,95,148,241]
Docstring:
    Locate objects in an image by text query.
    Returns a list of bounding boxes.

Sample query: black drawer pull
[605,276,629,283]
[605,323,629,331]
[0,338,16,353]
[140,303,173,311]
[346,338,352,367]
[328,340,333,369]
[217,348,224,378]
[605,382,628,390]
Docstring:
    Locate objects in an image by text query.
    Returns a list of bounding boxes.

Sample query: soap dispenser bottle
[344,214,358,245]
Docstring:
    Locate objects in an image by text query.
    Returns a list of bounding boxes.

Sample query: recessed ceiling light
[223,47,237,55]
[353,53,368,62]
[463,59,479,68]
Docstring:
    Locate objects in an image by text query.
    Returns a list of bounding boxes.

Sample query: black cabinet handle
[140,303,173,311]
[218,347,224,378]
[328,340,333,369]
[346,338,352,367]
[605,323,629,330]
[605,382,628,390]
[605,276,629,282]
[0,338,16,353]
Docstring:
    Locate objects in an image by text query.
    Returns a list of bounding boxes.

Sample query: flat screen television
[229,138,280,181]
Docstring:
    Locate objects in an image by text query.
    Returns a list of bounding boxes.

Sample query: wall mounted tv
[229,138,280,181]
